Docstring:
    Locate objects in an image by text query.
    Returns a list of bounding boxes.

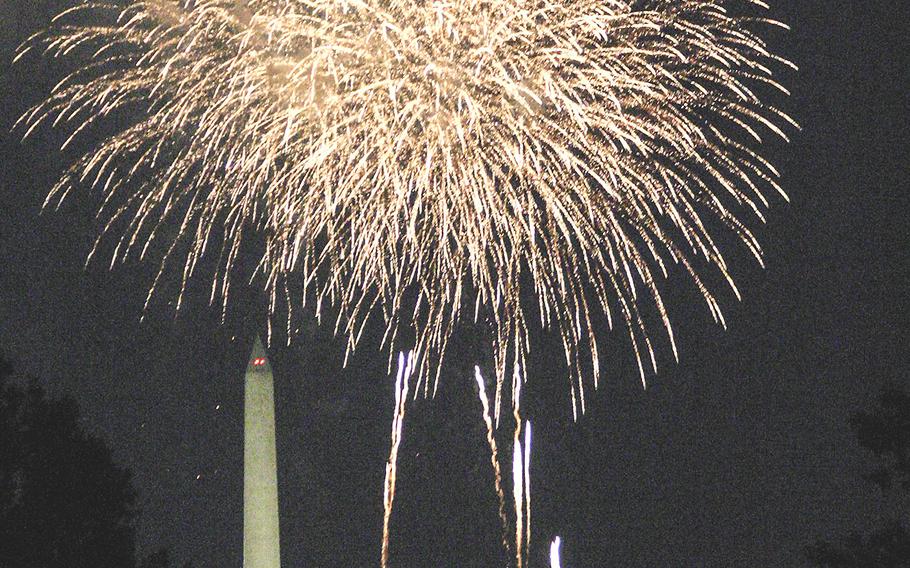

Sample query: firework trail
[523,421,531,553]
[476,365,532,567]
[23,0,794,418]
[549,536,562,568]
[382,350,415,568]
[512,438,525,568]
[474,366,510,553]
[511,418,533,568]
[511,373,525,568]
[508,371,533,568]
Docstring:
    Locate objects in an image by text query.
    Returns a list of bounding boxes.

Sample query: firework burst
[20,0,794,417]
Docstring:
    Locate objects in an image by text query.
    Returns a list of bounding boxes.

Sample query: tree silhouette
[0,356,137,568]
[806,521,910,568]
[806,385,910,567]
[851,386,910,492]
[136,547,195,568]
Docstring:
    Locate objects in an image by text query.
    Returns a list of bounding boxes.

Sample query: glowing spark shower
[22,0,793,419]
[382,350,415,568]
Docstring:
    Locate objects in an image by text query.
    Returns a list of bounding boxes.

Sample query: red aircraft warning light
[252,357,267,367]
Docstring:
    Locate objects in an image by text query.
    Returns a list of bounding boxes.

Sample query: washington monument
[244,336,281,568]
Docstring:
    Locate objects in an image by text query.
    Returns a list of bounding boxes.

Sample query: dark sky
[1,1,908,567]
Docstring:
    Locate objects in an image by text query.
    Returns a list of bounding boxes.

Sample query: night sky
[1,1,908,567]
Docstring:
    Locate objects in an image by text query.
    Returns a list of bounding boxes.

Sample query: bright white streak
[524,421,532,552]
[549,536,562,568]
[512,439,524,568]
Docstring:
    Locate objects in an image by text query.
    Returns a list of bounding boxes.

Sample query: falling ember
[474,366,510,553]
[549,536,562,568]
[24,1,794,417]
[382,350,415,568]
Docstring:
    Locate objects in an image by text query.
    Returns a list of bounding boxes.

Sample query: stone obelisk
[244,336,281,568]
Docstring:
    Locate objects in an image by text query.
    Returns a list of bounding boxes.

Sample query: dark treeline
[0,355,192,568]
[806,386,910,567]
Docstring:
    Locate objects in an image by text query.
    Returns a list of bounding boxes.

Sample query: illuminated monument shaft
[244,337,281,568]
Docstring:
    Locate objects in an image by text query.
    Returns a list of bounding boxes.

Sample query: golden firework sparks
[22,0,794,418]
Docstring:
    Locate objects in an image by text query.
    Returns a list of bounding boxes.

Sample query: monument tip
[247,335,271,372]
